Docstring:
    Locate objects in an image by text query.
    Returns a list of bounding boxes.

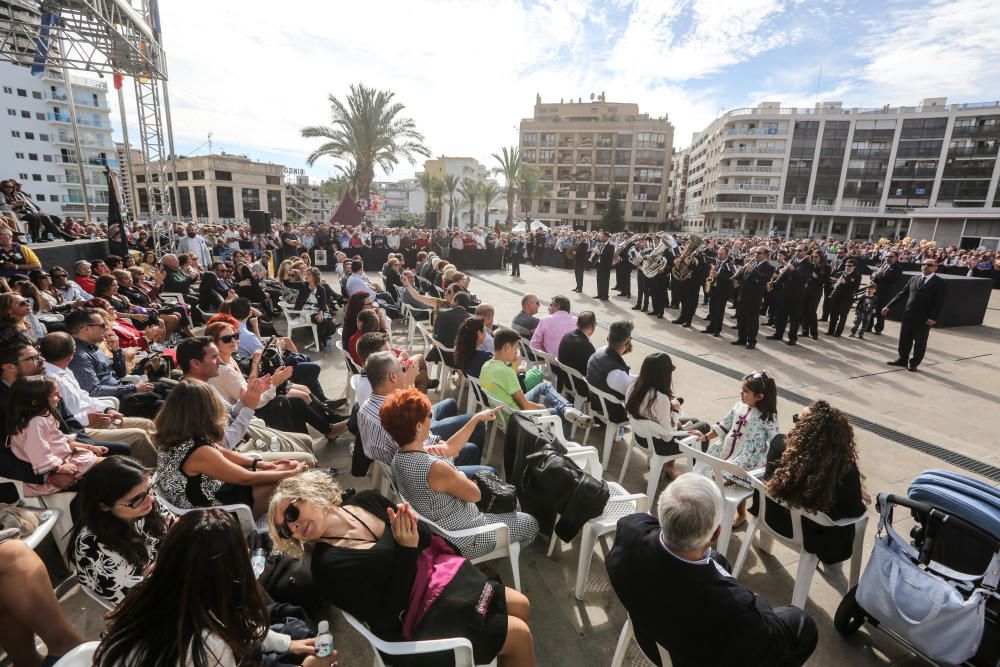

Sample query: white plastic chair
[518,340,544,371]
[533,417,649,600]
[52,641,100,667]
[154,485,259,537]
[401,493,523,591]
[158,291,186,305]
[335,340,359,402]
[676,438,755,559]
[0,475,75,554]
[610,616,672,666]
[465,376,548,470]
[342,610,496,667]
[278,301,320,351]
[557,364,593,444]
[529,346,558,383]
[587,385,631,471]
[624,418,693,505]
[731,472,869,608]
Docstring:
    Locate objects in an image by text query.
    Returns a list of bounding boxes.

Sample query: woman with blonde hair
[268,471,536,666]
[154,379,307,518]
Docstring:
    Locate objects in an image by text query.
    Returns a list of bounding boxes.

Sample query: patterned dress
[707,401,778,473]
[391,450,538,560]
[155,438,225,509]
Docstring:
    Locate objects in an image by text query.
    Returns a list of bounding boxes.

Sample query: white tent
[511,220,551,233]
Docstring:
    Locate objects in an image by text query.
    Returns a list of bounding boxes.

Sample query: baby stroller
[835,470,1000,666]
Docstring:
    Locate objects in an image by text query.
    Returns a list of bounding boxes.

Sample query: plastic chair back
[52,641,100,666]
[341,610,486,667]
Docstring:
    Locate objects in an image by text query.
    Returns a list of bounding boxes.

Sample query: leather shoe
[731,340,746,346]
[886,359,907,367]
[907,363,919,372]
[786,339,797,346]
[765,334,781,340]
[746,342,756,350]
[631,305,642,311]
[671,318,683,324]
[324,398,348,411]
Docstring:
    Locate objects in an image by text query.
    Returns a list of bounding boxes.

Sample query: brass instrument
[627,246,643,266]
[731,259,757,289]
[705,258,731,293]
[612,238,635,265]
[671,234,704,281]
[641,240,670,277]
[589,241,606,264]
[870,260,889,282]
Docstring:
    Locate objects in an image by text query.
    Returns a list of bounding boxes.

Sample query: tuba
[589,241,606,264]
[671,235,704,281]
[641,240,670,277]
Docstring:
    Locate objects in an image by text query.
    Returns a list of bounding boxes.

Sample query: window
[46,175,55,182]
[21,110,30,118]
[215,170,233,181]
[10,130,19,138]
[2,87,10,93]
[192,170,205,180]
[193,185,208,217]
[31,91,41,99]
[16,89,26,97]
[241,187,260,212]
[538,149,555,163]
[18,173,27,180]
[35,113,44,120]
[636,132,665,149]
[43,155,52,162]
[31,174,41,181]
[14,152,24,159]
[616,134,632,148]
[265,175,280,185]
[522,133,537,146]
[267,190,282,219]
[24,132,34,140]
[176,171,188,181]
[523,149,536,162]
[36,194,45,201]
[28,153,37,160]
[136,174,145,183]
[7,109,15,116]
[217,186,235,218]
[39,133,48,141]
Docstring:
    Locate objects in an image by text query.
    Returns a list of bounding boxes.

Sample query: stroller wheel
[834,586,865,636]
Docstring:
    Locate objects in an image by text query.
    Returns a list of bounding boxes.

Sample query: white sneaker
[564,407,593,428]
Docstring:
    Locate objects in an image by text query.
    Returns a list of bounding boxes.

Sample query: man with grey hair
[607,473,818,667]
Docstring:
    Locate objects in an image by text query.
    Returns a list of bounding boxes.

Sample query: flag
[30,11,57,76]
[104,165,129,258]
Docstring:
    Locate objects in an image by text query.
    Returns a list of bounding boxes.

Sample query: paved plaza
[58,264,999,666]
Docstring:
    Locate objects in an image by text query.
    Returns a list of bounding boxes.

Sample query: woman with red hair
[385,388,538,560]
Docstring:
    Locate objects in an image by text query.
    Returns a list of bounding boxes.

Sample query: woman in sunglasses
[67,456,172,607]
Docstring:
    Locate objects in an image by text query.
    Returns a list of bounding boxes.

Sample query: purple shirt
[530,310,577,354]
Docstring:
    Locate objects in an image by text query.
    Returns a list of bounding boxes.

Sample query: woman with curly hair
[761,400,871,564]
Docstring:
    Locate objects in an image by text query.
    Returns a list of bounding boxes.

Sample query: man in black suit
[821,246,849,322]
[556,310,596,394]
[827,259,862,337]
[572,234,588,292]
[509,236,524,277]
[594,231,614,300]
[767,245,812,346]
[884,259,947,372]
[703,246,735,336]
[869,250,904,334]
[607,473,818,667]
[433,291,472,358]
[732,247,775,350]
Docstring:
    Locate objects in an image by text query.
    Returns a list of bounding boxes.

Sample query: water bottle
[90,232,96,240]
[25,233,32,244]
[314,620,334,657]
[250,548,267,578]
[255,439,266,451]
[269,436,281,452]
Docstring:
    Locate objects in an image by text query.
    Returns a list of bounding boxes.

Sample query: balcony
[722,146,785,155]
[719,165,782,174]
[53,133,113,149]
[850,149,890,159]
[846,168,889,179]
[948,146,999,158]
[950,125,1000,138]
[725,127,784,136]
[61,194,110,205]
[56,174,106,186]
[47,113,112,129]
[41,70,108,90]
[718,183,781,192]
[890,166,938,178]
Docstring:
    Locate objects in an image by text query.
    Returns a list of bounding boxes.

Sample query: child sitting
[7,375,106,496]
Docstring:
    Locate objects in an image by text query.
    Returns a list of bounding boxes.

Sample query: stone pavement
[54,264,999,666]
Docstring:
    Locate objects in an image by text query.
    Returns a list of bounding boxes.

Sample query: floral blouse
[72,501,174,606]
[707,401,778,473]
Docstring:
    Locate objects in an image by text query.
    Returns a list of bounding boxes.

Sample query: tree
[302,83,430,196]
[516,166,549,223]
[431,177,446,227]
[443,174,460,229]
[491,146,521,227]
[416,171,436,214]
[320,162,359,202]
[602,187,625,233]
[457,177,481,230]
[479,181,502,228]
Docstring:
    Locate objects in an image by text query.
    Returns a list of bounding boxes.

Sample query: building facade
[130,153,286,223]
[285,171,334,223]
[667,147,689,228]
[681,98,1000,245]
[518,94,674,231]
[1,61,116,223]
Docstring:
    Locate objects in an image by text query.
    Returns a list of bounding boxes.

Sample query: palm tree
[430,177,446,226]
[457,178,481,230]
[479,181,502,228]
[416,171,436,214]
[443,174,460,229]
[491,146,521,227]
[301,83,431,196]
[517,166,549,223]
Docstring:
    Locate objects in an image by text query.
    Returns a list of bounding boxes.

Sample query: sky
[114,0,1000,184]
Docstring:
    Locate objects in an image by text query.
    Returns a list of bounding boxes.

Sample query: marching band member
[703,246,735,337]
[826,258,861,337]
[732,247,775,350]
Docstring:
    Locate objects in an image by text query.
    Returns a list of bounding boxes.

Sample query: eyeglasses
[19,352,42,364]
[120,481,154,509]
[218,333,240,344]
[86,320,107,329]
[278,499,300,539]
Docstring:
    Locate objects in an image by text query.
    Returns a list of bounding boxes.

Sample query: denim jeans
[431,398,485,448]
[524,381,570,416]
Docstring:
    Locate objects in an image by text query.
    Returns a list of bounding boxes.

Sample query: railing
[725,128,784,136]
[61,195,111,204]
[41,70,108,90]
[47,113,112,129]
[722,147,785,155]
[720,165,782,173]
[718,184,781,192]
[718,100,1000,120]
[948,146,1000,158]
[950,125,1000,137]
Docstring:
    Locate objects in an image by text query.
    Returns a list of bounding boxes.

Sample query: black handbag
[472,470,518,515]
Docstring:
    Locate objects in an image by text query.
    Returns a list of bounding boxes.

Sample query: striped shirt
[358,394,442,465]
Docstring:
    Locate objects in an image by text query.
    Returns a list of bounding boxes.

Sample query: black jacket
[885,273,947,322]
[556,329,594,396]
[283,280,331,313]
[607,513,803,667]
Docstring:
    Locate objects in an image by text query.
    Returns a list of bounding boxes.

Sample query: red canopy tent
[329,191,363,227]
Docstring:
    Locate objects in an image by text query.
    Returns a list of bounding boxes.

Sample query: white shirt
[346,273,376,298]
[355,374,372,410]
[175,235,212,267]
[44,361,107,426]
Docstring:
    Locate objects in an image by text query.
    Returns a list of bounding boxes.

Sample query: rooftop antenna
[815,65,822,100]
[208,131,213,156]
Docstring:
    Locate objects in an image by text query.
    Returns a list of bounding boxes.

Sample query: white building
[286,172,334,223]
[681,98,1000,246]
[1,61,115,222]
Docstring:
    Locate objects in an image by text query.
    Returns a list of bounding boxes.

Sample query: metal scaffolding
[0,0,177,245]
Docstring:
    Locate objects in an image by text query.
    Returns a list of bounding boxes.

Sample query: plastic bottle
[255,439,266,451]
[25,233,32,244]
[269,436,281,452]
[314,620,334,657]
[90,232,96,240]
[250,548,266,578]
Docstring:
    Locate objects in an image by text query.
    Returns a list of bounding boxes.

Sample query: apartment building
[130,153,286,223]
[518,94,674,231]
[682,98,1000,248]
[285,171,335,223]
[667,147,690,226]
[0,60,116,222]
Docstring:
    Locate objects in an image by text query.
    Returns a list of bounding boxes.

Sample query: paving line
[470,270,1000,483]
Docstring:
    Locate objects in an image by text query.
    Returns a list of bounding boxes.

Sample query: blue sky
[114,0,1000,183]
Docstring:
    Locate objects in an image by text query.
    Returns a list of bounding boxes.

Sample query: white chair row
[344,609,496,667]
[278,300,321,352]
[0,475,74,556]
[154,483,260,537]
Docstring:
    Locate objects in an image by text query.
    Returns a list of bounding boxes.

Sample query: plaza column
[807,215,815,238]
[827,217,834,237]
[894,219,902,240]
[740,212,747,231]
[846,217,854,240]
[207,185,218,222]
[785,216,792,237]
[768,214,775,232]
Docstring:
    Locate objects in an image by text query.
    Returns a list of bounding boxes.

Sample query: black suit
[870,261,904,333]
[595,242,614,299]
[509,239,523,277]
[736,261,775,346]
[706,258,735,334]
[573,240,588,291]
[771,257,811,343]
[885,273,947,368]
[607,514,817,667]
[556,328,595,397]
[827,269,861,336]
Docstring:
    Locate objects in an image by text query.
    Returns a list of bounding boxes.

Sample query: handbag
[856,501,998,664]
[472,470,518,515]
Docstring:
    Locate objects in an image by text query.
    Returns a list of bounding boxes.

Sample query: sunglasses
[86,321,107,329]
[278,499,300,539]
[218,333,240,344]
[121,480,154,509]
